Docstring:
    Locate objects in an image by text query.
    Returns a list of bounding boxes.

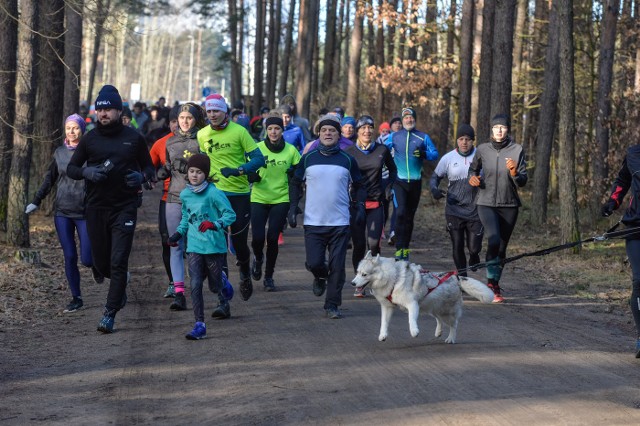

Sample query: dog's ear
[365,250,372,259]
[374,254,380,262]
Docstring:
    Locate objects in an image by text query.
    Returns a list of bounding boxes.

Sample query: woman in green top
[249,113,301,291]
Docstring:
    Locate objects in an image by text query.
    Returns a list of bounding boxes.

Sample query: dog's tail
[459,277,495,304]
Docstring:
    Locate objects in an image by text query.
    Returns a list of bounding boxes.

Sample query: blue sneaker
[635,338,640,359]
[97,315,114,333]
[186,322,206,340]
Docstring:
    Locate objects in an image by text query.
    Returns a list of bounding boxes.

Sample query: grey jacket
[468,137,527,207]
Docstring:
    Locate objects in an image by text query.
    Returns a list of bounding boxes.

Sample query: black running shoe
[239,276,253,301]
[251,256,263,281]
[170,292,187,311]
[63,297,83,313]
[263,277,276,292]
[211,301,231,319]
[313,277,327,297]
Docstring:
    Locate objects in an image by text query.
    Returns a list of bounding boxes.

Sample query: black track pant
[351,205,384,273]
[477,206,518,283]
[392,179,422,250]
[626,238,640,336]
[251,202,289,279]
[446,214,483,276]
[158,200,173,283]
[227,194,252,275]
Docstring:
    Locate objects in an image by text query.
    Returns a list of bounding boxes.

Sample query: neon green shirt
[251,141,301,204]
[197,122,259,194]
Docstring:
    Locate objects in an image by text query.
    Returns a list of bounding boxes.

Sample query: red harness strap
[386,270,458,304]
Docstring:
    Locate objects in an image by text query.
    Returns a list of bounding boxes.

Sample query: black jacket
[607,145,640,227]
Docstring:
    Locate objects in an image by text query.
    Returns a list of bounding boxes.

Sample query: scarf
[491,135,512,151]
[186,180,209,194]
[319,143,340,156]
[265,137,285,153]
[178,126,199,139]
[210,114,230,131]
[64,139,78,150]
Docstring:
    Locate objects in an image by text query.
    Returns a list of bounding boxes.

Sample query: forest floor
[1,187,640,425]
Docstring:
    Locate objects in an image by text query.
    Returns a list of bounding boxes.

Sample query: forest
[0,0,637,251]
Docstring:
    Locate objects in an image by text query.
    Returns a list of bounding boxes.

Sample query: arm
[383,147,397,186]
[136,134,156,181]
[511,149,528,187]
[423,134,438,161]
[32,160,59,205]
[243,147,266,173]
[608,157,632,208]
[350,160,367,204]
[67,138,88,180]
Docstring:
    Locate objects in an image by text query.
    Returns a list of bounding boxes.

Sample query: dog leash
[386,270,457,305]
[456,221,640,275]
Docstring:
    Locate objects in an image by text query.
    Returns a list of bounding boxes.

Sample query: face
[169,119,179,133]
[380,128,390,137]
[282,113,292,127]
[391,120,402,132]
[96,108,121,126]
[342,124,354,138]
[357,125,373,144]
[402,115,415,130]
[267,124,283,142]
[319,125,340,146]
[158,98,166,107]
[456,136,473,153]
[188,166,206,185]
[150,110,158,120]
[492,125,508,142]
[178,111,196,132]
[207,109,227,126]
[133,105,141,114]
[65,122,82,145]
[122,116,131,127]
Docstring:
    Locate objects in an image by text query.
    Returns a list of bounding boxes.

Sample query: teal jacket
[177,183,236,254]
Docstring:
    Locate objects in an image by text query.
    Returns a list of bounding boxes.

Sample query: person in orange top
[149,105,180,298]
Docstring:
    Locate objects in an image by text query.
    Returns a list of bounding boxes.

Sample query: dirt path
[2,189,640,425]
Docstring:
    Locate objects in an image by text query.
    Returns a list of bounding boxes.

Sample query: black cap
[456,124,475,140]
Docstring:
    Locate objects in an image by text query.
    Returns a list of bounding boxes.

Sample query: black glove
[156,166,169,180]
[413,149,422,158]
[82,166,108,182]
[601,200,617,217]
[354,203,366,227]
[167,232,182,247]
[431,188,445,200]
[288,206,300,228]
[125,170,144,188]
[247,172,262,183]
[220,167,241,178]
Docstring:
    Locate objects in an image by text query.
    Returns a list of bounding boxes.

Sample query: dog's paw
[378,334,387,342]
[444,337,456,344]
[410,328,420,338]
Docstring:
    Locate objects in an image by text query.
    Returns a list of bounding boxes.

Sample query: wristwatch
[238,166,245,175]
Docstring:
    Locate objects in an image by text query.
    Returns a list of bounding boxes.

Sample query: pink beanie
[204,94,228,113]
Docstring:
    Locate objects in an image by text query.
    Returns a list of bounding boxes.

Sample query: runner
[197,93,265,301]
[248,113,301,291]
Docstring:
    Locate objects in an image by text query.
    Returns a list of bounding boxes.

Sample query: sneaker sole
[185,334,206,340]
[97,326,114,334]
[63,307,82,313]
[170,305,187,311]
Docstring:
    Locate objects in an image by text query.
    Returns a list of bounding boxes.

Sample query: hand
[125,170,144,187]
[247,172,261,183]
[198,220,217,232]
[505,158,517,176]
[601,200,617,217]
[82,166,108,182]
[412,149,422,158]
[288,206,299,228]
[167,232,182,247]
[468,175,481,187]
[354,203,366,227]
[156,166,169,180]
[220,167,241,178]
[431,188,445,200]
[25,203,38,214]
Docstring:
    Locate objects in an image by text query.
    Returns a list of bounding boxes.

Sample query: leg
[324,225,350,310]
[188,253,206,323]
[165,202,185,290]
[466,218,484,270]
[366,205,384,257]
[228,195,252,300]
[446,215,468,275]
[264,203,288,280]
[158,200,174,283]
[85,208,112,280]
[626,239,640,338]
[392,181,410,258]
[54,216,81,298]
[379,304,394,341]
[250,202,268,268]
[406,301,420,337]
[206,253,230,319]
[104,205,137,314]
[304,226,329,297]
[350,206,367,273]
[75,218,93,268]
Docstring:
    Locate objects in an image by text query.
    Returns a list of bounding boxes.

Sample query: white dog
[352,252,495,343]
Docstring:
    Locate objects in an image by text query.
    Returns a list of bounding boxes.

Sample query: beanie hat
[260,106,270,114]
[264,112,284,129]
[401,107,416,119]
[355,115,374,133]
[389,116,401,127]
[95,85,123,111]
[180,102,206,129]
[121,106,133,120]
[379,122,390,133]
[334,107,345,119]
[204,94,228,112]
[456,124,475,140]
[315,114,342,134]
[341,116,356,128]
[65,113,86,135]
[491,114,510,128]
[186,153,210,176]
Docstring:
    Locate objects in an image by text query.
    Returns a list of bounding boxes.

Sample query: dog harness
[385,270,458,304]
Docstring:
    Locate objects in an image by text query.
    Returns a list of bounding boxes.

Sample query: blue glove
[82,166,108,182]
[220,167,241,178]
[125,170,144,188]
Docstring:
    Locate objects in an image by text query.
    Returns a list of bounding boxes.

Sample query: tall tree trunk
[592,0,620,217]
[33,0,65,215]
[228,0,242,102]
[265,0,280,107]
[334,0,346,87]
[8,0,39,247]
[386,0,397,63]
[238,0,246,100]
[253,0,266,115]
[438,1,456,153]
[295,0,318,118]
[407,0,419,61]
[477,0,495,143]
[0,0,18,232]
[63,0,83,119]
[278,0,295,99]
[489,0,516,122]
[346,0,364,116]
[323,0,337,90]
[458,0,475,125]
[366,4,375,67]
[511,0,528,142]
[374,0,385,119]
[531,2,560,226]
[557,0,580,246]
[86,0,111,105]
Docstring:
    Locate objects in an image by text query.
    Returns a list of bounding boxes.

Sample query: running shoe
[163,283,175,298]
[170,292,187,311]
[263,277,276,292]
[63,297,83,313]
[239,273,253,301]
[387,231,396,246]
[211,301,231,319]
[313,277,327,297]
[251,256,263,281]
[325,305,342,319]
[185,322,207,340]
[97,315,115,334]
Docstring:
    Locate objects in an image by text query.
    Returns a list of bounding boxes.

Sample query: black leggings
[158,200,173,283]
[626,238,640,336]
[477,205,519,283]
[351,205,384,272]
[251,202,289,278]
[392,180,422,250]
[446,214,483,276]
[227,194,252,274]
